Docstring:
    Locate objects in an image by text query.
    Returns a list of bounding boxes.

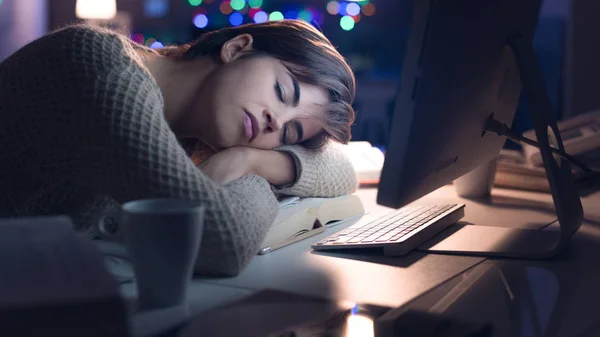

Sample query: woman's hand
[198,147,297,186]
[198,147,257,185]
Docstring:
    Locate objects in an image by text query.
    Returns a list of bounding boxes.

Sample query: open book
[258,194,366,254]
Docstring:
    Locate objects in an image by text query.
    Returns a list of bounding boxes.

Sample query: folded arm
[260,144,359,198]
[22,29,278,276]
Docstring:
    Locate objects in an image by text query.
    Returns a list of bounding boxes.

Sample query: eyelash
[276,82,295,145]
[275,82,285,103]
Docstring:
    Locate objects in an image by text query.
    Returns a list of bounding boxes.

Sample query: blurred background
[1,0,597,150]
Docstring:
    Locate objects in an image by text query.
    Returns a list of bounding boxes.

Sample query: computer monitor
[377,0,584,258]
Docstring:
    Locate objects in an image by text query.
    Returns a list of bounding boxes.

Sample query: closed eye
[275,81,285,103]
[281,121,304,145]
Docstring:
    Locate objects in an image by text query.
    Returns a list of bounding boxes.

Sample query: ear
[220,34,254,63]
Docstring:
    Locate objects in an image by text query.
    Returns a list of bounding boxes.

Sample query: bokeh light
[188,0,202,6]
[219,1,233,14]
[248,0,263,8]
[145,37,156,46]
[269,11,284,21]
[362,3,376,16]
[284,10,299,19]
[144,0,169,17]
[193,13,209,28]
[353,14,361,22]
[340,15,355,31]
[254,10,268,23]
[229,12,244,26]
[338,2,348,16]
[326,1,340,15]
[249,8,261,19]
[150,41,164,49]
[346,2,360,16]
[230,0,245,11]
[298,10,313,23]
[131,33,145,45]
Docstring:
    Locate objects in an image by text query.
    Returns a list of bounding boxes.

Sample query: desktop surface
[117,184,600,336]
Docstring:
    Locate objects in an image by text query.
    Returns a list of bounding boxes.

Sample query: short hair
[159,19,356,149]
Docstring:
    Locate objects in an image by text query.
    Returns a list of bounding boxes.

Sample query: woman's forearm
[250,149,297,187]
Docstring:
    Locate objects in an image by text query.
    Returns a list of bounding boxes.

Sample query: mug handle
[94,208,124,243]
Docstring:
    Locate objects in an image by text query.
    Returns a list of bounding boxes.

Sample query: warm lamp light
[76,0,117,19]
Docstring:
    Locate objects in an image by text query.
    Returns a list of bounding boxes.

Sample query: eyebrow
[289,72,301,107]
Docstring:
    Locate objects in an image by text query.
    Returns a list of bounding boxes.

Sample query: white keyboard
[312,204,465,256]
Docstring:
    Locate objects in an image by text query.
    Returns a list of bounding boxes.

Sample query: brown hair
[160,19,356,153]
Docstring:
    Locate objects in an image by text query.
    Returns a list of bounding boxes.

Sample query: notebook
[258,194,366,254]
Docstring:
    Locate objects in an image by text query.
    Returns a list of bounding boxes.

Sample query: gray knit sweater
[0,25,357,276]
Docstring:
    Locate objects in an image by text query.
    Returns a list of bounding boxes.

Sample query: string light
[144,0,169,18]
[219,1,233,15]
[150,41,164,48]
[131,33,145,44]
[269,11,284,21]
[248,0,263,8]
[338,2,349,16]
[362,3,376,16]
[254,10,268,23]
[346,2,360,16]
[193,13,209,28]
[284,10,299,20]
[229,12,244,26]
[327,1,340,15]
[249,8,261,19]
[298,10,313,23]
[230,0,245,11]
[340,15,355,31]
[188,0,202,6]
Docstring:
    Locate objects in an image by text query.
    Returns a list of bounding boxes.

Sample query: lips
[244,109,259,143]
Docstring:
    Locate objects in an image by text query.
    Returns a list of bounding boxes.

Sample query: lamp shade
[76,0,117,19]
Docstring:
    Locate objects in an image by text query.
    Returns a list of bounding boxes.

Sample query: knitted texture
[0,25,357,276]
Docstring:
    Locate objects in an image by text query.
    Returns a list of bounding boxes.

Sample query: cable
[484,116,600,177]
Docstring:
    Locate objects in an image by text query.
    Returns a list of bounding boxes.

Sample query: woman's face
[186,35,329,150]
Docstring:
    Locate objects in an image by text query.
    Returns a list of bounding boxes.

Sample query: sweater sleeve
[18,26,278,276]
[273,143,359,198]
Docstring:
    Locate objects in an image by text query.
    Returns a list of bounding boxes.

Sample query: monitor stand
[417,35,584,259]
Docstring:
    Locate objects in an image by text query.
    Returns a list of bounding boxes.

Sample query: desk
[122,184,600,336]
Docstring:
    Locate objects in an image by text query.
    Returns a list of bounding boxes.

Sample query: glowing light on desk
[346,309,374,337]
[76,0,117,19]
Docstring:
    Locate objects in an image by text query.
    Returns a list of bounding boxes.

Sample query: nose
[263,110,283,133]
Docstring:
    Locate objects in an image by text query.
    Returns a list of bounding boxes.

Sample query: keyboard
[311,204,465,256]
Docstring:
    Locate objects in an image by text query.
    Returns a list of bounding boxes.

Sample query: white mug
[95,199,205,311]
